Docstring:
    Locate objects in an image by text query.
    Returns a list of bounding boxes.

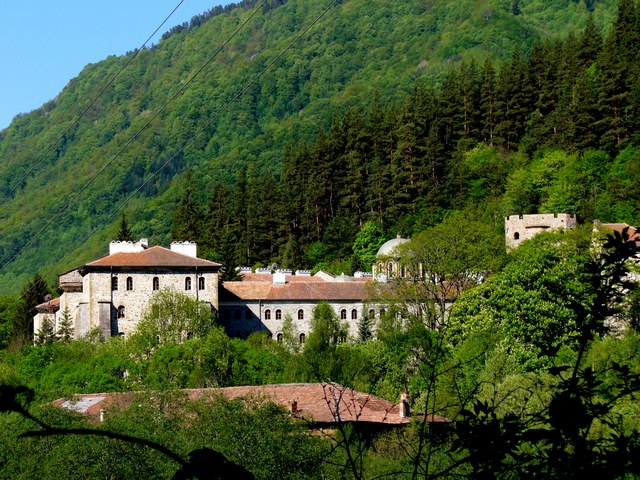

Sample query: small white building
[34,239,222,339]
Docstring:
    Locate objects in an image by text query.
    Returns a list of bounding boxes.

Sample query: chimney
[399,391,410,418]
[273,272,286,285]
[99,409,106,423]
[289,400,298,414]
[170,241,197,258]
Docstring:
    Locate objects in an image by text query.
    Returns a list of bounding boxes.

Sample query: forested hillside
[0,0,621,291]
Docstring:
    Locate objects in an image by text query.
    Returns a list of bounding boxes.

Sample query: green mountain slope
[0,0,618,292]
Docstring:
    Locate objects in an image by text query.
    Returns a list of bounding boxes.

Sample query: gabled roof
[220,277,372,302]
[35,297,60,313]
[81,246,222,271]
[52,383,449,425]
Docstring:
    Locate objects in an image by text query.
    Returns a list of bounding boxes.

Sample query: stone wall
[77,270,219,337]
[505,213,577,249]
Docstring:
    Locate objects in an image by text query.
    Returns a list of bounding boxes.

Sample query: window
[351,309,358,320]
[369,309,375,319]
[111,277,118,291]
[340,309,347,320]
[152,277,159,291]
[126,277,133,291]
[198,276,205,290]
[387,262,394,274]
[297,309,304,320]
[514,232,520,240]
[265,309,271,320]
[117,305,125,319]
[185,277,192,291]
[299,333,306,344]
[276,333,283,343]
[275,309,282,320]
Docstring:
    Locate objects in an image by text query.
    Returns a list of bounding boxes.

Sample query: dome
[377,236,410,257]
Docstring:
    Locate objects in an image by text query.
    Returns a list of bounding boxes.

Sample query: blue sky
[0,0,230,130]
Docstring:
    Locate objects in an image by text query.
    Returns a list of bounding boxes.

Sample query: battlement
[505,213,577,249]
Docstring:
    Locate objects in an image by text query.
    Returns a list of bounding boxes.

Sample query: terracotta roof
[52,383,449,425]
[83,246,222,270]
[601,223,640,240]
[35,297,60,313]
[220,279,372,302]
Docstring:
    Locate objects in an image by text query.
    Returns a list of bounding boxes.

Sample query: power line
[2,0,339,323]
[1,0,187,205]
[0,0,269,279]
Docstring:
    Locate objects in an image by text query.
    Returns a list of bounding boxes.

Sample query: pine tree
[357,310,373,342]
[11,274,51,347]
[480,58,497,145]
[115,211,134,242]
[172,172,204,243]
[57,306,74,342]
[36,315,56,345]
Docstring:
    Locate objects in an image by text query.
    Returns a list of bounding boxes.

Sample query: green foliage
[115,211,135,242]
[448,229,592,370]
[56,306,74,342]
[352,221,387,271]
[0,0,622,292]
[132,289,217,350]
[10,274,51,348]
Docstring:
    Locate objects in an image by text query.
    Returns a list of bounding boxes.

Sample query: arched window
[340,309,347,320]
[111,277,118,291]
[185,277,192,291]
[265,309,271,320]
[351,309,358,320]
[369,309,375,319]
[297,309,304,320]
[126,277,133,291]
[152,277,159,291]
[117,305,125,319]
[299,333,306,344]
[198,277,205,290]
[276,333,283,343]
[387,262,394,274]
[234,309,241,320]
[275,309,282,320]
[514,232,520,240]
[380,308,386,317]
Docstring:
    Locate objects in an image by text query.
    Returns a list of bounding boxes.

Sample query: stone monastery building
[35,239,222,339]
[35,238,383,342]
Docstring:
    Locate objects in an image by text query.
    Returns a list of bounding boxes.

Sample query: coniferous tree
[480,58,497,145]
[11,274,50,347]
[57,306,74,342]
[172,172,204,244]
[36,315,55,345]
[115,211,134,242]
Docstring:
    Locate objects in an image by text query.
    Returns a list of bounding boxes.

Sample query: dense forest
[174,0,640,274]
[0,0,620,291]
[3,1,640,478]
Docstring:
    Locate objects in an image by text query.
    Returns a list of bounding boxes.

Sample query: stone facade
[34,240,221,339]
[504,213,578,249]
[219,271,375,342]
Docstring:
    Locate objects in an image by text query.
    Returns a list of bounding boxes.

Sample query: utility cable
[0,0,269,278]
[3,0,339,320]
[2,0,187,205]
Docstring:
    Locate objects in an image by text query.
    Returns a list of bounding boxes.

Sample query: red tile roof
[83,246,222,270]
[220,279,372,302]
[52,383,449,425]
[35,297,60,313]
